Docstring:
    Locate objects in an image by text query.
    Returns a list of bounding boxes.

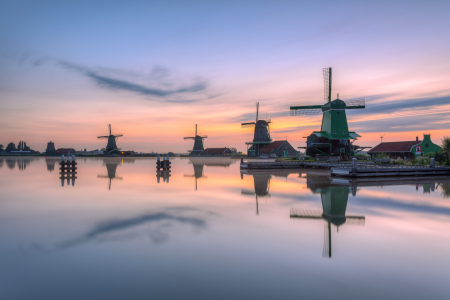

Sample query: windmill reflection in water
[291,175,365,258]
[184,157,235,190]
[241,174,271,215]
[97,159,124,190]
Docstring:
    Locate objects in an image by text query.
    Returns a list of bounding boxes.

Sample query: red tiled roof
[54,148,76,154]
[368,141,421,153]
[202,148,231,155]
[257,141,287,153]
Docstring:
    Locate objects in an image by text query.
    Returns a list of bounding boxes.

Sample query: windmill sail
[290,105,323,116]
[323,67,332,103]
[344,99,365,109]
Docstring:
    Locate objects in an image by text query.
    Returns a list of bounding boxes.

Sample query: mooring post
[163,156,167,170]
[61,154,64,164]
[352,158,357,173]
[430,158,435,168]
[157,155,160,169]
[241,156,243,164]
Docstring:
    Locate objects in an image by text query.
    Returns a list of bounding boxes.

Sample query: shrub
[376,152,389,159]
[415,156,430,166]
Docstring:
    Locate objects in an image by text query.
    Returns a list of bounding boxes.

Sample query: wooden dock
[239,158,450,177]
[331,164,450,177]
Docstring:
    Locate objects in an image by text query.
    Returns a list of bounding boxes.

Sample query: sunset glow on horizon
[1,1,449,152]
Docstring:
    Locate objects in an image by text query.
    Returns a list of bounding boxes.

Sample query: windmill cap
[323,99,346,111]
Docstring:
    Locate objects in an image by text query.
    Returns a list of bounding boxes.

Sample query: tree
[6,142,16,152]
[0,144,3,151]
[441,136,450,165]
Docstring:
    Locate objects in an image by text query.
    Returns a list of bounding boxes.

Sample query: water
[1,157,449,300]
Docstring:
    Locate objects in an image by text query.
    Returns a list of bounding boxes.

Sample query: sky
[0,0,449,153]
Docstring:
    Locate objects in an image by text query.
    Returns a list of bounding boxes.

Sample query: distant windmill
[380,134,385,143]
[241,102,272,157]
[97,124,123,154]
[184,124,207,156]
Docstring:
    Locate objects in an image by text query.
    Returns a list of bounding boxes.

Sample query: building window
[425,143,429,148]
[333,130,336,134]
[343,130,346,134]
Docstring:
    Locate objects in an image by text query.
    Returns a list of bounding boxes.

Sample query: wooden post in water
[241,156,243,164]
[352,158,357,173]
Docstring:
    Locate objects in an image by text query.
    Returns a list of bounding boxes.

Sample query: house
[54,148,76,156]
[201,148,233,156]
[251,140,298,158]
[367,134,441,159]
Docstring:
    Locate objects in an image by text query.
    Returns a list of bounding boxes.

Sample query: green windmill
[290,68,368,158]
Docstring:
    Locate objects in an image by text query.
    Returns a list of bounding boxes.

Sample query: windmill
[97,124,123,154]
[241,174,271,215]
[241,102,272,157]
[290,184,365,258]
[184,124,207,156]
[290,68,369,158]
[380,134,385,143]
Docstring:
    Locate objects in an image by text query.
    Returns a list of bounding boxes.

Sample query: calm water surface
[1,157,449,300]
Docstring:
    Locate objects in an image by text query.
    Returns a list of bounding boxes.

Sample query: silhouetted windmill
[184,124,207,156]
[97,124,123,154]
[380,134,385,143]
[241,102,272,157]
[241,174,271,215]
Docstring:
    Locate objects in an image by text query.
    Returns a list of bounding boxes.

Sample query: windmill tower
[290,184,365,258]
[241,102,272,157]
[290,68,368,158]
[184,124,207,156]
[97,124,123,154]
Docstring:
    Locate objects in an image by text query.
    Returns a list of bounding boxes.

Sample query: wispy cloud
[57,61,208,101]
[5,53,212,102]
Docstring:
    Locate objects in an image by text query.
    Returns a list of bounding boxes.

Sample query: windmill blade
[97,136,109,139]
[265,119,272,123]
[114,134,123,137]
[323,67,332,103]
[241,122,256,128]
[290,208,323,219]
[290,105,323,116]
[256,102,259,122]
[109,124,112,135]
[345,99,365,109]
[345,216,365,225]
[184,136,195,139]
[200,135,208,138]
[241,189,256,195]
